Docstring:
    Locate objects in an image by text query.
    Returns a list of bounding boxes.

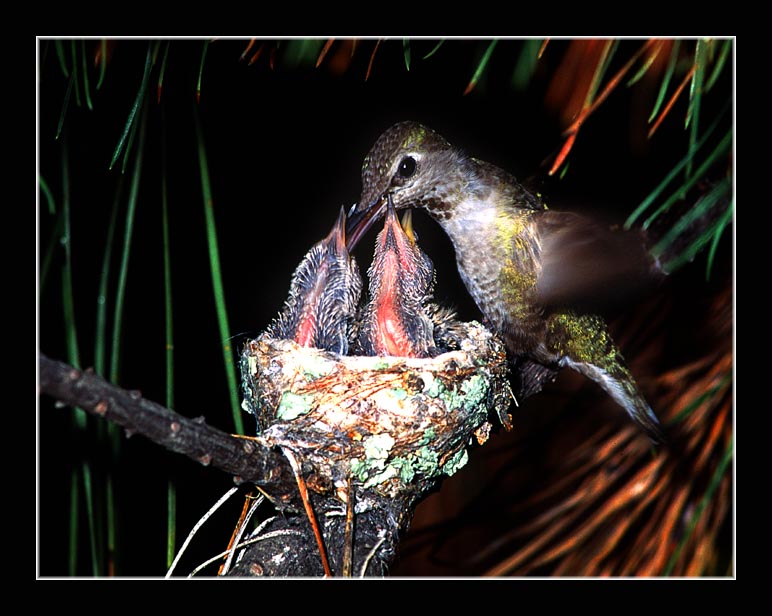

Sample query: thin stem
[94,176,123,377]
[109,102,147,385]
[193,109,245,435]
[161,118,177,568]
[109,44,152,170]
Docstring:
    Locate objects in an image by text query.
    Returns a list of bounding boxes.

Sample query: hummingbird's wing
[534,210,663,312]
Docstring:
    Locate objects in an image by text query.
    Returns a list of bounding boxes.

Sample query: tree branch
[38,353,298,507]
[38,352,406,576]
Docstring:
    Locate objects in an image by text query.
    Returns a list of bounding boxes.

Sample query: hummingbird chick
[265,206,362,355]
[347,121,665,443]
[356,196,463,358]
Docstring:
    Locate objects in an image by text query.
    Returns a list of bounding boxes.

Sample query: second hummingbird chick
[357,197,462,358]
[266,206,362,355]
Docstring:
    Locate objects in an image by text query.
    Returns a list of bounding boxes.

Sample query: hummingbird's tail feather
[562,357,665,444]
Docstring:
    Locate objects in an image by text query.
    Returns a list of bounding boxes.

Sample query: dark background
[38,38,733,576]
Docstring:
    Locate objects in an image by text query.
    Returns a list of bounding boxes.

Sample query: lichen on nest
[240,320,512,500]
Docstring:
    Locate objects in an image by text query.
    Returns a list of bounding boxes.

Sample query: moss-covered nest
[240,321,513,503]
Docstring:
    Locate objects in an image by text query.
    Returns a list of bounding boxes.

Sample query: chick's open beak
[324,205,349,254]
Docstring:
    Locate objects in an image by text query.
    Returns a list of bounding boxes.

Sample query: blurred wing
[535,211,663,312]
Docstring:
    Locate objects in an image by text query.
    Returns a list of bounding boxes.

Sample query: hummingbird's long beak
[346,194,388,252]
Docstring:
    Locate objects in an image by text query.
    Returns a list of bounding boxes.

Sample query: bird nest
[240,321,513,501]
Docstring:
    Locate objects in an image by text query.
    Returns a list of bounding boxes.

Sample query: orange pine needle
[548,132,577,176]
[316,38,335,68]
[648,65,697,138]
[565,39,657,136]
[538,38,550,59]
[248,43,265,66]
[549,39,658,175]
[366,39,383,81]
[240,39,257,61]
[269,45,277,71]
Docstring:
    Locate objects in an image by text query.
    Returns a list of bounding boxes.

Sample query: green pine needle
[55,40,69,77]
[642,130,731,232]
[685,39,709,179]
[120,112,140,175]
[705,39,732,93]
[403,38,411,71]
[70,41,82,109]
[61,138,95,576]
[197,40,209,103]
[626,42,660,87]
[194,110,245,435]
[81,463,101,575]
[80,40,94,111]
[651,177,731,274]
[583,40,618,108]
[109,44,153,170]
[161,122,177,567]
[96,39,107,90]
[648,40,681,123]
[94,176,123,377]
[161,131,174,410]
[109,103,148,385]
[705,197,733,280]
[625,103,730,229]
[157,41,171,103]
[40,217,63,292]
[55,73,75,140]
[39,175,56,214]
[464,39,498,95]
[512,39,541,91]
[422,39,445,60]
[93,179,123,579]
[60,138,86,429]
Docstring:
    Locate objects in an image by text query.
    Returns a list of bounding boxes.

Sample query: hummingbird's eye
[397,156,417,179]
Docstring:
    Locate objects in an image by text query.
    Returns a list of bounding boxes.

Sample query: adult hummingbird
[356,195,463,358]
[265,206,362,355]
[346,121,664,443]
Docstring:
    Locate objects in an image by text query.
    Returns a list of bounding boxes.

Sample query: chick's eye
[397,156,417,179]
